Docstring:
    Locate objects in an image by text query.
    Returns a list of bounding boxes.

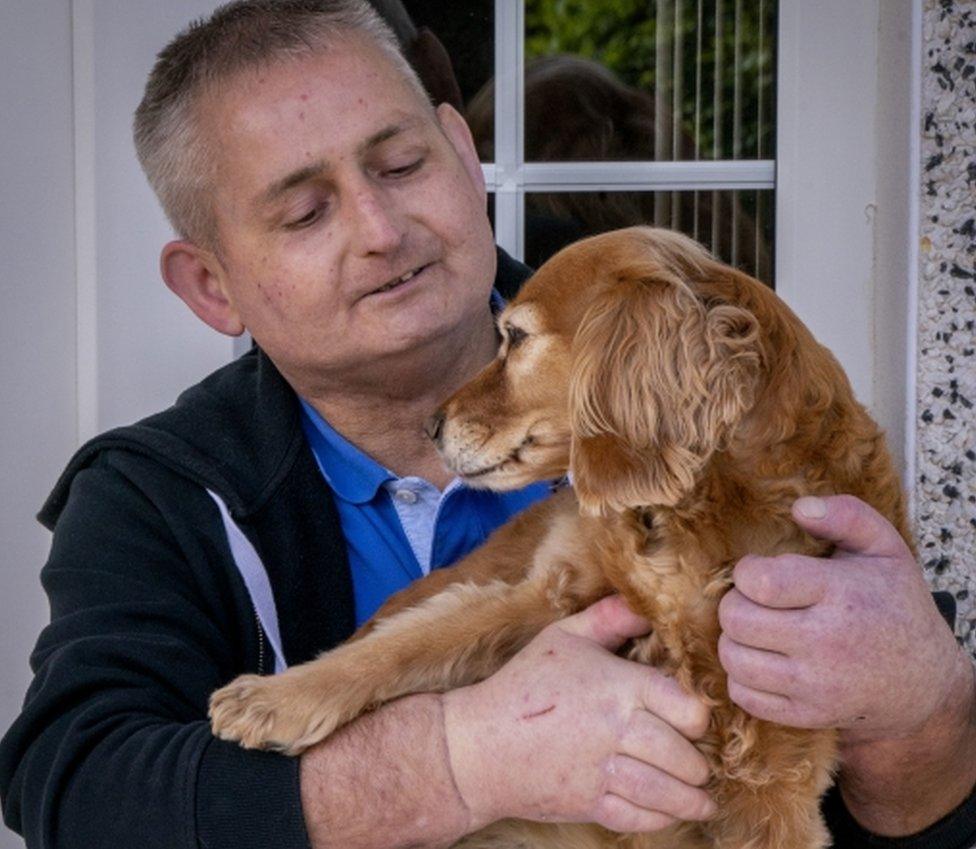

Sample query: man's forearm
[300,693,471,849]
[837,649,976,836]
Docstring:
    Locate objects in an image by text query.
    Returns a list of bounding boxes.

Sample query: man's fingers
[718,633,801,699]
[792,495,910,558]
[718,587,808,650]
[620,710,712,787]
[604,756,717,823]
[725,678,797,726]
[558,594,652,650]
[733,496,914,610]
[638,668,711,741]
[731,555,828,609]
[592,793,677,834]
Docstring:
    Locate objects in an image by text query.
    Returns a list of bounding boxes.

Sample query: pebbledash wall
[916,0,976,657]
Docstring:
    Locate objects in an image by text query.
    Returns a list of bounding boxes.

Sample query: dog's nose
[424,410,446,445]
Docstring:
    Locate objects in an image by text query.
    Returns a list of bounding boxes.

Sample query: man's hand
[718,494,976,833]
[718,494,964,738]
[442,595,716,834]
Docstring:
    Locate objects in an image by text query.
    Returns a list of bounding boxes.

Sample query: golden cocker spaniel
[210,227,911,848]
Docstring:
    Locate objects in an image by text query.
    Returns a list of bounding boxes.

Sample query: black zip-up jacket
[2,250,974,849]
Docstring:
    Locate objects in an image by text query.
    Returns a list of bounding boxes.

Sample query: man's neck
[310,391,456,489]
[296,312,498,490]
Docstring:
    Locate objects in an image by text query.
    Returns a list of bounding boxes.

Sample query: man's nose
[349,184,404,255]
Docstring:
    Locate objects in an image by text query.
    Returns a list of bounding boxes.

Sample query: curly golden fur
[210,227,911,849]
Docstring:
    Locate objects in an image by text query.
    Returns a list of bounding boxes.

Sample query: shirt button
[394,488,419,505]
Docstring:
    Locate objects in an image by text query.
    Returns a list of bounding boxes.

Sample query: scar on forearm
[521,705,556,720]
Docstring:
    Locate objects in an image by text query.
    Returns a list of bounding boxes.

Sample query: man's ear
[436,103,486,200]
[160,241,245,337]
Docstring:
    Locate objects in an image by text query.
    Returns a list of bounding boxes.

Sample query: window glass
[522,0,777,162]
[524,190,774,282]
[401,1,495,124]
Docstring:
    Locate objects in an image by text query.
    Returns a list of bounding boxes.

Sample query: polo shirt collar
[299,398,393,505]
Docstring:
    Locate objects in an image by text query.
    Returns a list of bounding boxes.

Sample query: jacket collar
[39,346,305,526]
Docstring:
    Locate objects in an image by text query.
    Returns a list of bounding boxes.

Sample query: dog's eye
[505,325,528,350]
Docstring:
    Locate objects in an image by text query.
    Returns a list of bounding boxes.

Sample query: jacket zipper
[253,606,267,675]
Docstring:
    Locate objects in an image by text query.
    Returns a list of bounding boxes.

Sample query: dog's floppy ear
[569,263,762,515]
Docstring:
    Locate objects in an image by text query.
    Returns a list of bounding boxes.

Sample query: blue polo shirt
[299,399,552,626]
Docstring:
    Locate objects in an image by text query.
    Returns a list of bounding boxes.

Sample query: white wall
[82,0,234,439]
[775,0,880,419]
[776,0,918,478]
[0,4,76,848]
[0,3,228,847]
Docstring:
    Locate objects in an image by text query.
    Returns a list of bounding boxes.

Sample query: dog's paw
[209,674,337,755]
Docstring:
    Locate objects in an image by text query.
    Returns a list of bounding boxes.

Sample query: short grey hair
[133,0,429,249]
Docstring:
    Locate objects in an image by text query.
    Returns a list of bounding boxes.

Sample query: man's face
[201,35,497,391]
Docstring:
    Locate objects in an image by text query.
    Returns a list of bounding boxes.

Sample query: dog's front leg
[209,571,588,754]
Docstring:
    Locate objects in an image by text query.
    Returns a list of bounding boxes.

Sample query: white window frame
[776,0,916,482]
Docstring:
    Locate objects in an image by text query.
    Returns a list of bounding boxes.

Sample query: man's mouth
[369,264,430,296]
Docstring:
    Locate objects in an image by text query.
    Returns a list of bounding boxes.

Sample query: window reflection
[523,0,777,162]
[400,0,494,109]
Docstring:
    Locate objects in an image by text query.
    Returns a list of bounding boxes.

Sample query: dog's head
[431,227,788,515]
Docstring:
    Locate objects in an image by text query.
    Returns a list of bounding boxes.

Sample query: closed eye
[385,158,424,178]
[285,205,326,230]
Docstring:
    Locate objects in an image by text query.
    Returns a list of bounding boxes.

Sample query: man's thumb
[557,594,652,649]
[792,494,909,557]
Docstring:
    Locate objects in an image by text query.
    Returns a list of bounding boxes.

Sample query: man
[1,2,974,847]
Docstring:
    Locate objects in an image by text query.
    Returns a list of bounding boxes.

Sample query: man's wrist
[441,681,499,832]
[837,649,976,836]
[299,693,471,849]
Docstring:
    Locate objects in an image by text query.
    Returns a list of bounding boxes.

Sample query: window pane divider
[492,0,525,259]
[482,160,775,192]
